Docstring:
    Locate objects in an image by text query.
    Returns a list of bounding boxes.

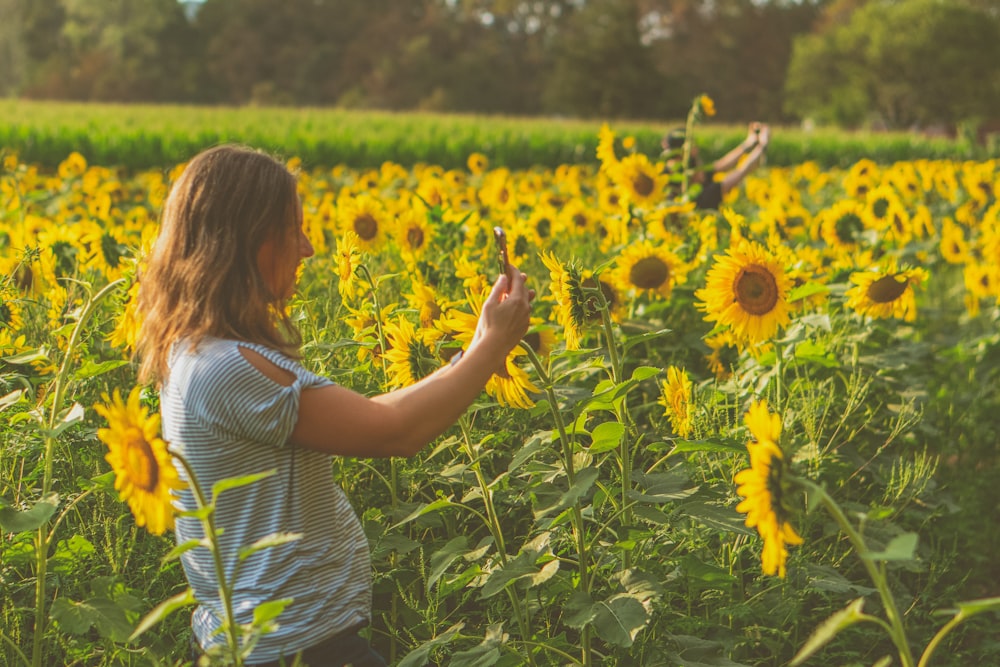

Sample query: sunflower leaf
[238,532,303,562]
[0,493,59,532]
[129,588,197,642]
[210,470,276,503]
[863,532,918,562]
[789,598,866,666]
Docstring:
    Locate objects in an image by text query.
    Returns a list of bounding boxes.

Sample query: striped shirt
[161,337,371,664]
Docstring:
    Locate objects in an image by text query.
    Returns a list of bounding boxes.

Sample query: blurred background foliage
[0,0,998,137]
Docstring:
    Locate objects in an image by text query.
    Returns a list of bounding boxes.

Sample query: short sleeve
[179,340,333,449]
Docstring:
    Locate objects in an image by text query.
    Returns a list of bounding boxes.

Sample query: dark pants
[193,623,387,667]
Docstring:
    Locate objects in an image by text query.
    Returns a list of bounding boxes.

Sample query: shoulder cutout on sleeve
[238,346,297,387]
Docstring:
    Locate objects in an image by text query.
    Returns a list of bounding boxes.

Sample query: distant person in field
[136,144,534,667]
[662,122,770,209]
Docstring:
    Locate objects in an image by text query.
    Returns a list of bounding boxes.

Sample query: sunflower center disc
[735,265,778,315]
[354,214,378,240]
[867,274,908,303]
[630,257,669,290]
[407,227,425,250]
[632,172,655,197]
[125,429,159,492]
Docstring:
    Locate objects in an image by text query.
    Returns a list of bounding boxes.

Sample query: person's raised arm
[713,122,765,172]
[718,124,770,197]
[287,269,533,458]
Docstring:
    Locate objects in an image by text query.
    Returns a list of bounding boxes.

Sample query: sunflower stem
[523,345,592,666]
[31,277,124,667]
[172,452,244,666]
[355,262,401,662]
[457,416,537,667]
[592,285,635,572]
[803,479,915,667]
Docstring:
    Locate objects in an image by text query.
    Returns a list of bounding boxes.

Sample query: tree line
[1,0,998,131]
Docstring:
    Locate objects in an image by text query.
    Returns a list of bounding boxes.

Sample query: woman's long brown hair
[137,144,301,385]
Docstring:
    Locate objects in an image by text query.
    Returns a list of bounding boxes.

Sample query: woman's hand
[471,267,534,362]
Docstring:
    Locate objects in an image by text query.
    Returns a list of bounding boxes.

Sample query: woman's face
[257,199,314,300]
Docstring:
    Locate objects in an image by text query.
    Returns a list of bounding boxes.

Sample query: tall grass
[0,99,980,171]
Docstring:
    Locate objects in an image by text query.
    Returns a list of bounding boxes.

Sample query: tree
[543,0,668,119]
[784,0,1000,129]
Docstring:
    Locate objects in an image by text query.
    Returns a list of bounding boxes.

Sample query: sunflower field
[1,112,1000,667]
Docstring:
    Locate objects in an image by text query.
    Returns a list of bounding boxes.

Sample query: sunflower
[695,240,792,349]
[539,251,593,351]
[440,301,539,409]
[608,153,669,209]
[817,199,867,251]
[845,259,928,322]
[612,239,689,300]
[394,206,434,263]
[95,387,185,536]
[658,366,694,438]
[404,278,457,329]
[467,152,489,176]
[383,315,442,388]
[58,151,88,180]
[698,95,716,117]
[596,123,620,173]
[842,158,879,199]
[939,218,970,264]
[335,230,363,302]
[963,261,998,317]
[108,280,142,352]
[338,194,387,249]
[734,400,802,578]
[582,271,625,323]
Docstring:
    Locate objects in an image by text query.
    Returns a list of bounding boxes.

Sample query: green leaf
[591,595,649,648]
[864,532,918,562]
[788,281,830,303]
[428,536,470,590]
[43,402,85,439]
[396,622,464,667]
[0,494,59,532]
[533,466,599,519]
[253,598,293,626]
[622,328,673,353]
[2,348,50,365]
[793,340,840,368]
[74,358,130,379]
[589,421,625,454]
[677,502,754,536]
[0,388,25,412]
[949,595,1000,617]
[630,365,661,382]
[238,532,302,562]
[670,438,745,455]
[50,595,138,642]
[790,598,866,666]
[392,497,458,528]
[629,470,698,504]
[564,590,597,629]
[129,589,197,642]
[211,470,276,503]
[162,538,204,563]
[51,534,96,574]
[449,624,505,667]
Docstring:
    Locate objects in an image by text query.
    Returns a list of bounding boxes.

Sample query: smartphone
[493,226,509,277]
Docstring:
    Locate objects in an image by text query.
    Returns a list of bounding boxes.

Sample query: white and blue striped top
[161,337,372,664]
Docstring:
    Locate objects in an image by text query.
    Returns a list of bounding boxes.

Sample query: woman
[136,144,533,666]
[662,122,771,209]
